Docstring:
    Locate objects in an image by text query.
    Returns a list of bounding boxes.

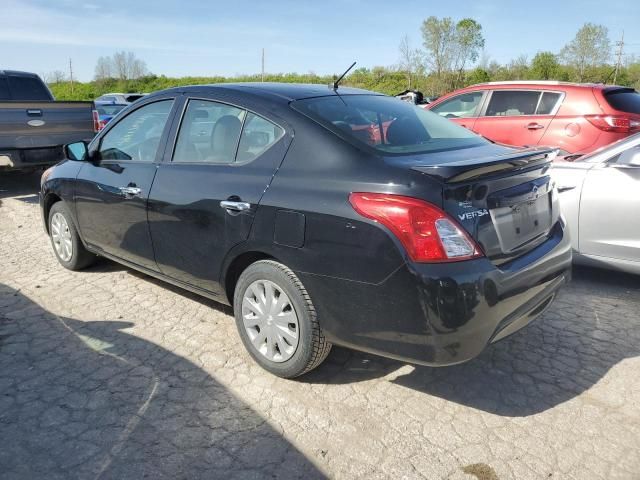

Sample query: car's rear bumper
[298,221,572,366]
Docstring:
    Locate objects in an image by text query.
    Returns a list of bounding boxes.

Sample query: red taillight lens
[92,109,101,132]
[349,193,483,263]
[585,115,640,133]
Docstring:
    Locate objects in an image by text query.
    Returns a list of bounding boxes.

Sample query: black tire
[233,260,332,378]
[48,202,96,271]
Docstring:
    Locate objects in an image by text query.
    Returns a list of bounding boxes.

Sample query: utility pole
[613,31,624,85]
[261,48,265,82]
[69,58,74,95]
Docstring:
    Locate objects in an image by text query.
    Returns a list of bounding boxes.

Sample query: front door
[74,99,175,269]
[579,146,640,263]
[473,90,560,147]
[148,97,290,294]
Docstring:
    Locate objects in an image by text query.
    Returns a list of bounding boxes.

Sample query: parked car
[552,132,640,274]
[427,81,640,155]
[40,83,571,377]
[0,70,97,172]
[94,100,127,130]
[95,92,146,104]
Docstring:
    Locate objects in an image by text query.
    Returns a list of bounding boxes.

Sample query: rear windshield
[604,89,640,114]
[7,75,52,101]
[292,95,487,155]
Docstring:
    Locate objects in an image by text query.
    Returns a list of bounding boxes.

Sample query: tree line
[48,21,640,101]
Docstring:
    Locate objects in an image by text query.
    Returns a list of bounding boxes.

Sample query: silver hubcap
[242,280,299,363]
[50,212,73,262]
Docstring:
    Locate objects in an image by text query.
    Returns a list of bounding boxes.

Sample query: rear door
[429,90,486,130]
[147,96,290,295]
[578,144,640,262]
[473,90,562,147]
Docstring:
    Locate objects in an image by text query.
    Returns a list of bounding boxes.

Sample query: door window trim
[91,97,177,165]
[167,95,287,166]
[478,89,565,117]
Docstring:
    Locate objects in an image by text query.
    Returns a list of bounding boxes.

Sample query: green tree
[560,23,611,81]
[465,67,490,85]
[531,51,561,80]
[452,19,485,88]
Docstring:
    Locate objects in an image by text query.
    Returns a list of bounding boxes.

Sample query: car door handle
[119,186,142,197]
[220,200,251,212]
[526,123,545,130]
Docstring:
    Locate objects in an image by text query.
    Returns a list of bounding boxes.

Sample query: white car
[552,133,640,274]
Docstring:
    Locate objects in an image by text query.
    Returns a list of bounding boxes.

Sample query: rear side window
[173,99,246,164]
[7,75,51,101]
[485,90,540,116]
[431,91,484,118]
[536,92,562,115]
[0,78,10,100]
[604,89,640,114]
[293,95,486,155]
[237,113,284,163]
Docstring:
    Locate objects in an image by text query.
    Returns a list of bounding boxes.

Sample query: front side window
[99,100,173,162]
[293,95,486,155]
[173,100,246,164]
[485,90,541,117]
[431,91,484,118]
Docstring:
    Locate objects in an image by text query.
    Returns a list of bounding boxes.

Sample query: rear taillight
[585,115,640,133]
[92,109,101,132]
[349,193,483,263]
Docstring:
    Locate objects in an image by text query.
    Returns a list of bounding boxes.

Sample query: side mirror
[64,141,88,161]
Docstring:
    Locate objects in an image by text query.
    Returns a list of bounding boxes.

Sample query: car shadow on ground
[304,266,640,417]
[0,171,43,201]
[0,284,324,479]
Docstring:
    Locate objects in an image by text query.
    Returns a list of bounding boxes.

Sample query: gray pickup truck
[0,70,96,172]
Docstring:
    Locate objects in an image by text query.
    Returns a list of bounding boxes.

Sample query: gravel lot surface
[1,172,639,479]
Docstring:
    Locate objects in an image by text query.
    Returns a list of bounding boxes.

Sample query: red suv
[427,81,640,155]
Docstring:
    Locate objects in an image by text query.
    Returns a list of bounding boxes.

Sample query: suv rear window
[7,75,52,101]
[604,89,640,114]
[293,95,487,155]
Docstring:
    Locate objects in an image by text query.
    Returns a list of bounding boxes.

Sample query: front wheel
[233,260,332,378]
[48,202,96,271]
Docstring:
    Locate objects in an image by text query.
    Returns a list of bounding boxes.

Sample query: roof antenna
[331,61,356,90]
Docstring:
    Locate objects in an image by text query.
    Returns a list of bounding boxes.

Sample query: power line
[613,31,624,84]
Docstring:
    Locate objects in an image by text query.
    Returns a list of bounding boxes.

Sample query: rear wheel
[233,260,332,378]
[48,202,96,271]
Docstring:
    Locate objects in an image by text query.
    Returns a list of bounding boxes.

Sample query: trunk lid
[391,145,561,264]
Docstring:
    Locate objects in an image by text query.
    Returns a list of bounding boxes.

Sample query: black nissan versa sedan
[40,83,571,378]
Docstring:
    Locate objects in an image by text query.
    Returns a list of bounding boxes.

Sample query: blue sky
[1,0,638,81]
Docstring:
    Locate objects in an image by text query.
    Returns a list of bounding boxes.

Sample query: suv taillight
[349,193,483,263]
[585,115,640,133]
[92,109,101,132]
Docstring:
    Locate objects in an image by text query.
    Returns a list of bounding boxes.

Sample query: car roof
[466,81,626,90]
[0,70,41,78]
[148,83,382,103]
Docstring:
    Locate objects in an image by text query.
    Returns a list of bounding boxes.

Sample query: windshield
[292,95,487,155]
[97,104,126,116]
